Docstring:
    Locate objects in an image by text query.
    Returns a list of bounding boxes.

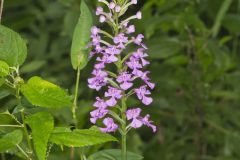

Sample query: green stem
[121,97,127,160]
[15,79,33,158]
[20,111,33,154]
[16,145,31,160]
[0,124,23,128]
[72,66,81,124]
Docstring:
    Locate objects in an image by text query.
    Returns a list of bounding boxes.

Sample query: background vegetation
[1,0,240,159]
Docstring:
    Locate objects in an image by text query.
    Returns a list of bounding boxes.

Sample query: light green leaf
[49,127,117,147]
[21,76,72,108]
[25,112,54,160]
[0,130,23,152]
[88,149,144,160]
[0,25,27,66]
[0,61,9,77]
[71,0,92,70]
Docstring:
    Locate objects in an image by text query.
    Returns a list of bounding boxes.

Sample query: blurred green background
[1,0,240,159]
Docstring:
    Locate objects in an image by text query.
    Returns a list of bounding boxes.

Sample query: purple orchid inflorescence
[88,0,156,133]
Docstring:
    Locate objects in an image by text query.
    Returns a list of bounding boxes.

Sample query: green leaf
[88,149,144,160]
[21,76,72,108]
[0,61,9,77]
[211,0,233,37]
[147,38,182,59]
[0,130,23,152]
[0,25,27,66]
[0,78,4,87]
[49,127,117,147]
[25,112,54,160]
[223,14,240,34]
[70,0,92,70]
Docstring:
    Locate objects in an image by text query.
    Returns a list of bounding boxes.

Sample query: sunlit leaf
[25,112,54,160]
[21,76,72,108]
[0,25,27,66]
[49,127,117,147]
[0,130,23,152]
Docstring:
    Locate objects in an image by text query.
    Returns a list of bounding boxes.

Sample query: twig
[0,0,4,23]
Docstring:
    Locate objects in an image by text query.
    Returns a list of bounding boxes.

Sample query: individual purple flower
[88,69,108,91]
[135,86,153,105]
[126,56,143,77]
[134,34,144,45]
[100,117,119,133]
[105,45,121,62]
[99,15,106,23]
[117,72,133,90]
[141,114,157,132]
[115,5,121,13]
[131,0,138,4]
[136,11,142,19]
[126,25,135,34]
[96,6,103,15]
[94,97,108,109]
[140,71,155,89]
[91,26,99,35]
[132,48,149,66]
[126,108,156,132]
[105,87,122,106]
[90,108,109,124]
[126,108,141,120]
[108,2,116,9]
[114,33,128,49]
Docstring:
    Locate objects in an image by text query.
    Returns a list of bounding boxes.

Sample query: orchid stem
[121,97,127,160]
[72,66,81,124]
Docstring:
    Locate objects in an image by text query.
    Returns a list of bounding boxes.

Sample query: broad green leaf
[25,112,54,160]
[70,0,92,70]
[0,130,23,152]
[49,127,117,147]
[0,25,27,66]
[0,112,20,125]
[0,61,9,77]
[88,149,144,160]
[21,76,72,108]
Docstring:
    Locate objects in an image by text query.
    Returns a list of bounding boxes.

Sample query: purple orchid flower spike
[87,0,157,159]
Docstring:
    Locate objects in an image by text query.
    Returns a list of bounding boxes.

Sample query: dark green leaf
[0,25,27,66]
[71,0,92,70]
[147,38,182,59]
[21,76,72,108]
[25,112,54,160]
